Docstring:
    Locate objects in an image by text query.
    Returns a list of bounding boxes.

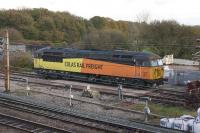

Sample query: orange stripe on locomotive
[80,58,156,80]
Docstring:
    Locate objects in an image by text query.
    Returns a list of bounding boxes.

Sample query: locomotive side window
[42,52,63,62]
[121,55,132,59]
[113,55,121,58]
[90,53,110,60]
[121,55,133,63]
[65,52,72,58]
[132,58,136,65]
[78,52,89,58]
[135,60,150,66]
[43,55,63,62]
[136,60,143,66]
[142,61,150,66]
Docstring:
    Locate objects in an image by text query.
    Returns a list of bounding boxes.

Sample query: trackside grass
[133,103,196,117]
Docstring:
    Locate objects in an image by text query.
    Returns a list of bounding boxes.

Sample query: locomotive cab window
[158,59,163,66]
[151,60,158,66]
[150,59,163,66]
[38,53,42,58]
[34,52,43,58]
[34,53,38,58]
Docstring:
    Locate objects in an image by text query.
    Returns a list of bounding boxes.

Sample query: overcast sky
[0,0,199,25]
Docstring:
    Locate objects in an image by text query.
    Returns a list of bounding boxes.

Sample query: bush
[10,51,33,69]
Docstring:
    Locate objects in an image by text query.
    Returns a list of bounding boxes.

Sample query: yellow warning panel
[34,58,83,72]
[34,58,43,68]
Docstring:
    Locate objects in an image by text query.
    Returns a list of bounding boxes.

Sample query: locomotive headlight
[153,67,163,79]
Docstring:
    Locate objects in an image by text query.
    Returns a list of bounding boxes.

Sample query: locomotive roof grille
[36,48,161,60]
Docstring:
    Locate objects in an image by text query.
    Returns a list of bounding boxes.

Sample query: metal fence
[165,69,200,85]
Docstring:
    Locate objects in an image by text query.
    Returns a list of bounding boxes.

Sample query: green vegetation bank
[0,8,200,58]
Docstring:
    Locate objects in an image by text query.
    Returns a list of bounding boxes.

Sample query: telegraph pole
[192,51,200,70]
[192,39,200,70]
[3,30,10,92]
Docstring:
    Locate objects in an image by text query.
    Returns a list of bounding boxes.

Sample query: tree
[0,28,24,41]
[82,29,127,50]
[37,16,55,31]
[90,16,106,29]
[0,8,199,59]
[20,26,39,40]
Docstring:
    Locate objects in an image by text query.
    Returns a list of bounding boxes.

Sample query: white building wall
[174,59,199,66]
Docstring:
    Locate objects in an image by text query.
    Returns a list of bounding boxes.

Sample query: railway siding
[0,72,190,107]
[0,112,73,133]
[0,92,183,133]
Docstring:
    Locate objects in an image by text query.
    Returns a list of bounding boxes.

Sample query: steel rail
[0,112,74,133]
[0,93,183,133]
[0,74,187,107]
[0,96,130,132]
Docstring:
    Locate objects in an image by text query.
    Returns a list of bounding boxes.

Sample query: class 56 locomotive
[33,48,164,88]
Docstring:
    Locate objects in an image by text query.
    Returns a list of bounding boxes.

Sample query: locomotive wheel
[152,83,158,89]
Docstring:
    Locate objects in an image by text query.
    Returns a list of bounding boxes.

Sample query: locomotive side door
[134,59,141,78]
[37,52,42,68]
[135,66,141,78]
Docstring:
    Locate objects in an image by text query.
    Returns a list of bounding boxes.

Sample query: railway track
[0,72,187,106]
[142,89,186,106]
[0,70,41,79]
[0,94,128,132]
[0,73,146,97]
[0,113,73,133]
[32,88,164,118]
[0,92,182,133]
[0,73,164,120]
[0,70,187,107]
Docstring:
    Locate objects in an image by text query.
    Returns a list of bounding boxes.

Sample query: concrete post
[144,100,150,122]
[118,84,123,100]
[26,78,30,96]
[69,85,73,107]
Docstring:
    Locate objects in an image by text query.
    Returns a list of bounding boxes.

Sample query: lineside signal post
[0,30,10,92]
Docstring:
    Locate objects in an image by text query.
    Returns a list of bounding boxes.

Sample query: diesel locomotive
[33,48,164,87]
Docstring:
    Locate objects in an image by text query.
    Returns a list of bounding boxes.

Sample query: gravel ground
[0,106,99,133]
[0,78,147,131]
[11,80,145,120]
[0,74,189,132]
[0,125,27,133]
